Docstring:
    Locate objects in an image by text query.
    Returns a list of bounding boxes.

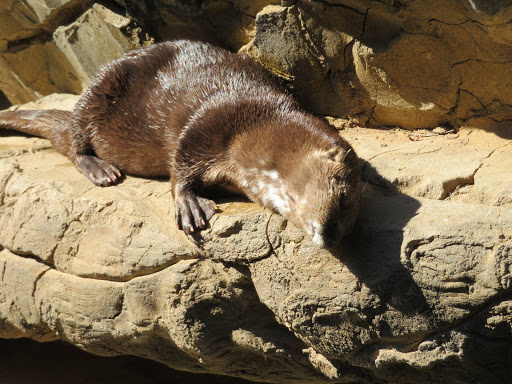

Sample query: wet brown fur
[0,40,361,246]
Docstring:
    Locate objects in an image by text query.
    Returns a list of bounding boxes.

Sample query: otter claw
[175,191,216,235]
[77,155,122,187]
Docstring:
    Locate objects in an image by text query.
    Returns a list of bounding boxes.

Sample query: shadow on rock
[339,160,432,339]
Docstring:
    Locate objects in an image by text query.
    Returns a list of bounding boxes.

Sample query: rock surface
[243,0,512,129]
[0,94,511,383]
[1,1,511,129]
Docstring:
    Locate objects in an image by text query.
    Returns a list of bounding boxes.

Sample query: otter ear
[325,147,350,163]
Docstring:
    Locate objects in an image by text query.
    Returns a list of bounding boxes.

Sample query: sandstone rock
[0,55,40,106]
[0,95,511,383]
[244,0,512,129]
[2,41,83,100]
[241,3,370,118]
[154,0,280,50]
[0,0,93,42]
[0,2,145,105]
[10,92,80,111]
[339,124,512,206]
[447,130,512,207]
[0,1,94,103]
[53,4,141,89]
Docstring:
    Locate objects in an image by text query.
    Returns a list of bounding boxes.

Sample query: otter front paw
[174,191,217,235]
[77,155,122,187]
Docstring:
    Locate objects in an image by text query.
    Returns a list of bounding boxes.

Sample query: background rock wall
[1,0,511,129]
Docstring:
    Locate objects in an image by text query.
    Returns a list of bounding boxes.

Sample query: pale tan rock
[0,1,93,104]
[0,1,93,42]
[197,202,274,262]
[0,2,141,105]
[244,0,512,129]
[340,126,512,204]
[0,55,40,105]
[2,42,83,98]
[447,130,512,207]
[53,4,139,88]
[10,93,80,111]
[2,0,510,130]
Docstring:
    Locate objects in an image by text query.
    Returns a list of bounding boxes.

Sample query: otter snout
[305,219,346,249]
[305,220,327,248]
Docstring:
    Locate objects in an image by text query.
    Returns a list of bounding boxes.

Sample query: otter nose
[322,223,342,248]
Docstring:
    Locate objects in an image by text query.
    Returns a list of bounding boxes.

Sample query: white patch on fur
[261,169,279,180]
[239,179,249,188]
[247,168,290,214]
[467,0,478,12]
[263,183,290,214]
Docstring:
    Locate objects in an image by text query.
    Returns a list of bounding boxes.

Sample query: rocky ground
[0,94,511,383]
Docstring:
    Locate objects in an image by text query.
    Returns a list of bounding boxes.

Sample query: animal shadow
[337,160,431,329]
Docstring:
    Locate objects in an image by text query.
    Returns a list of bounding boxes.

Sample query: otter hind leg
[76,155,122,187]
[68,111,124,187]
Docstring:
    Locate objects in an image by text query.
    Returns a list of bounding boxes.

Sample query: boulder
[53,3,142,88]
[0,94,510,383]
[0,0,93,42]
[1,41,83,102]
[242,0,512,129]
[0,1,145,105]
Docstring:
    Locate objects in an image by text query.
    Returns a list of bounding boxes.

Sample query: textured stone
[0,0,92,42]
[0,2,143,105]
[10,92,80,111]
[446,130,512,207]
[0,55,39,106]
[244,0,512,129]
[53,4,140,88]
[0,95,511,383]
[156,0,279,45]
[241,3,369,118]
[339,124,512,205]
[1,41,83,101]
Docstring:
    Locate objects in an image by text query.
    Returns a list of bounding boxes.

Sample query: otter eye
[338,194,349,212]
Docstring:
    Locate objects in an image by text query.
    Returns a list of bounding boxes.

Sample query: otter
[0,40,360,248]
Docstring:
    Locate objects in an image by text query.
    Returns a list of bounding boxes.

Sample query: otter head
[286,144,361,248]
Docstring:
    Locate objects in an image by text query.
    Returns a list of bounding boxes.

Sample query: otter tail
[0,109,72,138]
[0,109,74,157]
